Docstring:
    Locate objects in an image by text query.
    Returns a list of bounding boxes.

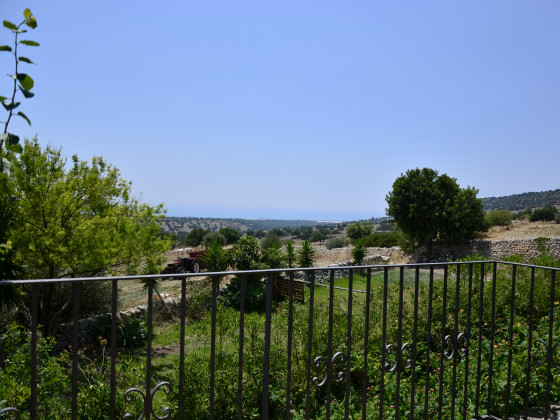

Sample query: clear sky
[2,1,559,221]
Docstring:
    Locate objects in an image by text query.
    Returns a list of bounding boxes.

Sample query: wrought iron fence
[0,260,559,419]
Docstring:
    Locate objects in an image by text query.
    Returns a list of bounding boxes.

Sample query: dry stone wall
[412,237,560,262]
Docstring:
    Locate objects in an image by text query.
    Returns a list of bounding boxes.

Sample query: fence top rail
[0,260,557,286]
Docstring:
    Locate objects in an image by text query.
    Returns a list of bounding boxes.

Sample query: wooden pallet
[276,277,305,303]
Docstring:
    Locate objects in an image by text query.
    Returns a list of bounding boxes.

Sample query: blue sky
[2,1,559,221]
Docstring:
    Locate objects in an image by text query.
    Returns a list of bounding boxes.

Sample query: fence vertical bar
[462,263,474,420]
[344,269,354,419]
[146,280,154,420]
[487,263,498,412]
[450,264,460,420]
[285,272,295,419]
[395,267,405,420]
[409,267,420,420]
[362,268,372,420]
[30,284,38,420]
[423,266,434,420]
[437,266,448,420]
[209,275,218,420]
[237,274,246,420]
[504,264,517,420]
[261,273,274,419]
[178,277,187,420]
[544,269,556,420]
[475,262,485,418]
[110,279,118,420]
[304,271,316,420]
[72,282,80,420]
[326,269,336,420]
[523,267,536,418]
[379,267,389,420]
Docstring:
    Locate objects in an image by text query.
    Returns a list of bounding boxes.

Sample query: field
[481,220,560,240]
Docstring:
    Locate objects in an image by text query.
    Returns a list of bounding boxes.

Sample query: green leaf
[2,101,20,111]
[2,21,18,31]
[23,9,32,19]
[5,142,23,154]
[17,111,31,126]
[0,45,12,52]
[19,40,40,47]
[26,17,37,30]
[16,73,34,90]
[18,56,35,64]
[0,96,6,102]
[19,87,34,98]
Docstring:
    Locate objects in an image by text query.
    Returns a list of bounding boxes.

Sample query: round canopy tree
[385,167,485,255]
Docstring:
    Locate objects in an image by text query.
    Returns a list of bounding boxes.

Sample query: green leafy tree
[311,229,326,243]
[386,167,485,255]
[202,231,226,247]
[529,206,557,222]
[218,227,241,245]
[260,230,281,250]
[346,221,373,243]
[184,227,208,247]
[201,239,229,274]
[5,139,171,333]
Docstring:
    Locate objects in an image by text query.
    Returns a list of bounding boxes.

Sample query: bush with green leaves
[346,221,373,243]
[529,206,557,222]
[297,239,315,268]
[486,209,514,227]
[360,232,402,248]
[202,231,226,247]
[325,237,347,250]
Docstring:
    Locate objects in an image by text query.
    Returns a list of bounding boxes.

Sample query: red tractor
[162,248,206,274]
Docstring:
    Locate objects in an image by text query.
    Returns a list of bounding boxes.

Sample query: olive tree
[386,168,485,255]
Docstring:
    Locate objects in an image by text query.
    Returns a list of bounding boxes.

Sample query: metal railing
[0,260,559,419]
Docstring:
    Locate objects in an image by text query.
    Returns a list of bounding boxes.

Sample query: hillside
[482,189,560,211]
[160,217,339,235]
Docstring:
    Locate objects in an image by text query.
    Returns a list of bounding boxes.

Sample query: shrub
[529,206,557,222]
[486,209,514,227]
[360,232,401,248]
[297,240,315,268]
[325,237,347,250]
[351,240,366,265]
[346,221,373,243]
[202,232,226,247]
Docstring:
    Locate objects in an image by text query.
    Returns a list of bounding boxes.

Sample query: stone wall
[54,298,182,352]
[411,237,560,262]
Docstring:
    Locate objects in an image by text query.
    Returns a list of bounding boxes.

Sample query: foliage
[0,9,38,179]
[486,209,514,227]
[297,239,315,268]
[229,236,262,271]
[261,241,286,269]
[201,239,229,273]
[5,139,171,333]
[202,231,226,247]
[260,230,282,250]
[325,237,347,250]
[184,227,209,247]
[529,206,557,222]
[351,239,366,265]
[311,229,326,243]
[285,240,295,268]
[360,232,402,248]
[218,227,240,244]
[346,221,373,243]
[0,323,71,418]
[386,167,486,255]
